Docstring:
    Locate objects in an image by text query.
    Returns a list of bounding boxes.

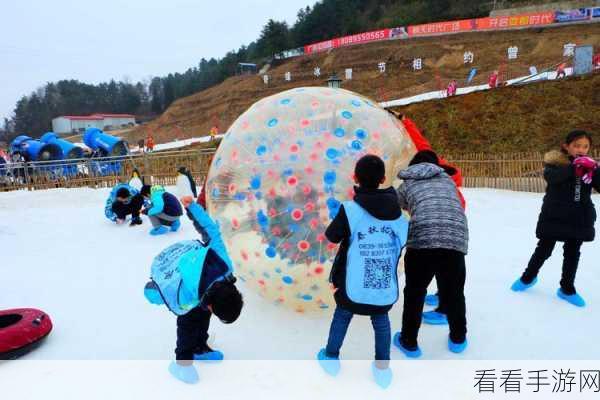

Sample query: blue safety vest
[343,201,408,306]
[147,239,233,316]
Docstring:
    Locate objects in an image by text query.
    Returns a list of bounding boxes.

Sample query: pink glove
[573,156,598,184]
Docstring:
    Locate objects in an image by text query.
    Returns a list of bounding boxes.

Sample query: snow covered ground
[2,187,600,398]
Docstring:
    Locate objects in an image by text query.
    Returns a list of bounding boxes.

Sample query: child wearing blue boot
[141,185,183,235]
[512,131,600,307]
[144,196,243,384]
[317,155,408,389]
[394,150,469,357]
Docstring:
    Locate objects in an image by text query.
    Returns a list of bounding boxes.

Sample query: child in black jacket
[512,131,600,307]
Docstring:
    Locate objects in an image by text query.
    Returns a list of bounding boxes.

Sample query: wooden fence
[1,150,596,193]
[448,151,600,193]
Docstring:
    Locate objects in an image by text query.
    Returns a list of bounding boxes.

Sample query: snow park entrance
[1,1,600,399]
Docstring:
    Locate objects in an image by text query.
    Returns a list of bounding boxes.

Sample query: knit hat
[140,184,151,197]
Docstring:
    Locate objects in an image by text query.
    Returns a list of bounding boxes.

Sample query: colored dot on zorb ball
[206,87,416,313]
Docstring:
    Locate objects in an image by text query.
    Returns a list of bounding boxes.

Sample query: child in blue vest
[144,196,243,384]
[317,155,408,389]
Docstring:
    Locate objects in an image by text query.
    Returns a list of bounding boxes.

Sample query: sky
[0,0,311,122]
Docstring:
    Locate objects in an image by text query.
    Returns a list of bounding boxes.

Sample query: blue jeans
[325,306,391,361]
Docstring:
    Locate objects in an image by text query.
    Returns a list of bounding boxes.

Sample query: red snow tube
[0,308,53,359]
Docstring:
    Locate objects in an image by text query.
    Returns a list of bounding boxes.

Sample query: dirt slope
[127,23,600,149]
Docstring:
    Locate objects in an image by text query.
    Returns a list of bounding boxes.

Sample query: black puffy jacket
[536,150,600,242]
[326,186,403,315]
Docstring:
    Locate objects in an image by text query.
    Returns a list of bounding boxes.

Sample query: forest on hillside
[2,0,558,140]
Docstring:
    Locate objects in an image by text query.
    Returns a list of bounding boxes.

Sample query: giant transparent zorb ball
[206,87,416,312]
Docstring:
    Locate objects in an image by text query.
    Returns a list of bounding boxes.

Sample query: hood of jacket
[544,150,571,166]
[397,163,444,180]
[353,186,402,220]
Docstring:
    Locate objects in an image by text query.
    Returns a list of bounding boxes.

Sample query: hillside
[392,72,600,154]
[127,24,600,149]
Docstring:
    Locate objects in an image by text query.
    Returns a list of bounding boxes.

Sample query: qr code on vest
[363,258,392,289]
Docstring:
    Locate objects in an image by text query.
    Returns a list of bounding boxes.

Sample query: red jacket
[402,117,466,209]
[197,180,207,208]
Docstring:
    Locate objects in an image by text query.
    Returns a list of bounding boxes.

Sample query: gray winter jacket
[396,163,469,254]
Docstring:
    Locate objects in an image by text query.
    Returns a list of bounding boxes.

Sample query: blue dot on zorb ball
[326,148,338,160]
[234,193,246,201]
[257,210,269,227]
[267,118,278,127]
[326,197,340,211]
[266,246,277,258]
[211,187,220,198]
[282,276,293,285]
[351,99,361,107]
[301,294,313,301]
[282,168,293,177]
[250,176,261,190]
[334,127,345,137]
[280,98,291,105]
[342,110,353,119]
[351,140,363,150]
[256,145,267,156]
[323,171,336,185]
[355,129,367,139]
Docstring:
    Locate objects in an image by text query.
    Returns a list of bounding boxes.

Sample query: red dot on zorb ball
[298,240,310,252]
[290,144,299,153]
[302,185,312,195]
[287,176,298,186]
[316,233,325,242]
[228,183,237,194]
[327,243,337,251]
[231,218,240,229]
[315,266,324,274]
[305,201,315,212]
[301,119,310,127]
[310,218,319,229]
[292,209,304,221]
[271,226,282,236]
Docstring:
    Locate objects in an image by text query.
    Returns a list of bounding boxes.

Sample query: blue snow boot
[448,337,468,354]
[170,219,181,232]
[511,277,537,292]
[425,294,439,307]
[423,311,448,325]
[393,332,422,359]
[194,348,224,363]
[150,225,169,236]
[168,361,199,384]
[317,348,340,376]
[371,362,393,389]
[557,289,586,307]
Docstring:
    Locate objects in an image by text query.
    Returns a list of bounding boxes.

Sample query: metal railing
[0,148,216,192]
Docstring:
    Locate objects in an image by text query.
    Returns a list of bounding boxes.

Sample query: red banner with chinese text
[408,19,475,37]
[475,12,555,30]
[304,29,392,54]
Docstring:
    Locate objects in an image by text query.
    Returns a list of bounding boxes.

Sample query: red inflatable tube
[0,308,53,359]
